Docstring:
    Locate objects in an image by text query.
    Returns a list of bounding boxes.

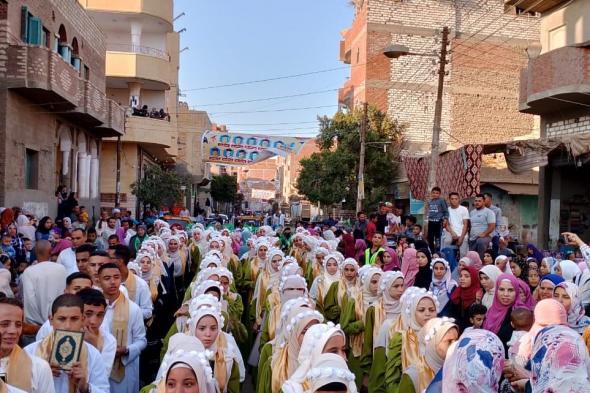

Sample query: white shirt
[0,351,55,393]
[56,248,78,276]
[448,205,470,237]
[35,322,117,377]
[0,268,13,297]
[104,295,147,393]
[21,262,67,325]
[25,340,109,393]
[124,274,153,320]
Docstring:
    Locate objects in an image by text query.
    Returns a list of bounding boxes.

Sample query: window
[84,65,90,80]
[42,27,50,48]
[25,149,39,189]
[20,6,43,45]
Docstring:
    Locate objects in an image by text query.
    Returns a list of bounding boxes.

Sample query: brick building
[0,0,124,218]
[516,0,590,247]
[338,0,541,234]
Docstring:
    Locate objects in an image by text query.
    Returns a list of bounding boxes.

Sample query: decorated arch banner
[202,131,307,165]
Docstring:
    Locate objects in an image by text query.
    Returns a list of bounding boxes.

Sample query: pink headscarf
[483,273,528,333]
[517,299,567,360]
[51,239,72,256]
[354,239,367,262]
[383,247,400,272]
[401,248,418,287]
[465,251,483,271]
[517,278,536,310]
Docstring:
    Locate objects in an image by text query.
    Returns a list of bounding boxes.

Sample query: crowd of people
[1,188,590,393]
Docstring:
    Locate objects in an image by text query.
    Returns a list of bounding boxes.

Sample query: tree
[296,106,405,211]
[131,165,190,209]
[210,174,238,205]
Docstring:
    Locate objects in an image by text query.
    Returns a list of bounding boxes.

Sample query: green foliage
[210,174,238,204]
[296,106,405,211]
[131,165,190,209]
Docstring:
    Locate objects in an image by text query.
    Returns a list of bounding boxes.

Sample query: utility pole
[424,26,450,216]
[356,102,368,213]
[115,134,122,208]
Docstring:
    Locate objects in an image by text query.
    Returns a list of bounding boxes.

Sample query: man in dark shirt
[377,203,389,234]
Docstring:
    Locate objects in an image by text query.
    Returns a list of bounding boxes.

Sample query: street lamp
[383,26,450,221]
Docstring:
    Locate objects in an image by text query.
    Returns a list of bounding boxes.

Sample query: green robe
[189,244,201,275]
[225,361,241,393]
[339,295,365,390]
[399,374,417,393]
[360,306,375,374]
[322,281,341,323]
[256,342,273,393]
[385,331,403,393]
[368,346,387,393]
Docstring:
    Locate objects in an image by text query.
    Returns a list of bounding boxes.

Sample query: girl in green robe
[310,253,341,316]
[257,298,322,393]
[322,258,361,323]
[382,287,439,393]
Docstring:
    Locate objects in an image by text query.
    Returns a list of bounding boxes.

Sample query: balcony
[2,44,124,136]
[519,46,590,115]
[106,47,171,89]
[78,0,173,26]
[105,115,177,160]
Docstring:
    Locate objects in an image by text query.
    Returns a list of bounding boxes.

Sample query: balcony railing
[106,43,170,61]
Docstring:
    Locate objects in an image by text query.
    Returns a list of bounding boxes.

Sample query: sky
[174,0,354,137]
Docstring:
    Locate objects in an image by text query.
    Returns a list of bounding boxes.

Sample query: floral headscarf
[441,329,505,393]
[554,282,590,333]
[429,258,457,311]
[531,325,590,393]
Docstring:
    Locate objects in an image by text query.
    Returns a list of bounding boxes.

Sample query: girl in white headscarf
[282,322,348,392]
[253,248,284,330]
[321,258,360,324]
[479,265,502,309]
[495,255,512,275]
[310,253,341,312]
[339,267,383,389]
[166,235,186,278]
[283,353,357,393]
[401,317,458,393]
[187,301,244,392]
[142,333,217,393]
[429,258,457,314]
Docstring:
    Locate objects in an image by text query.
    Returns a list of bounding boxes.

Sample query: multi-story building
[338,0,541,234]
[0,0,124,219]
[517,0,590,247]
[78,0,179,215]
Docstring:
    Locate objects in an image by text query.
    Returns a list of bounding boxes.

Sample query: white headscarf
[494,255,512,275]
[302,353,357,393]
[380,271,404,319]
[361,267,383,311]
[166,235,183,277]
[429,258,457,311]
[558,259,582,282]
[400,287,440,331]
[480,265,502,309]
[320,253,341,293]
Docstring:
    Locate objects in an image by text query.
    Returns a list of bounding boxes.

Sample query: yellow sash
[214,333,228,393]
[255,272,270,325]
[36,333,88,393]
[7,345,32,392]
[110,292,130,382]
[350,287,365,357]
[266,288,281,340]
[179,248,188,275]
[125,273,137,303]
[373,298,385,338]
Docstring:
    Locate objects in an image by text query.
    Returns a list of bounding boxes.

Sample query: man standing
[354,211,368,239]
[56,228,86,275]
[447,192,470,258]
[426,187,449,252]
[100,218,117,246]
[109,245,152,320]
[484,193,503,258]
[469,194,496,260]
[74,244,95,275]
[25,294,109,393]
[0,298,54,393]
[366,213,378,246]
[87,251,111,288]
[376,203,389,234]
[98,263,146,393]
[21,240,66,329]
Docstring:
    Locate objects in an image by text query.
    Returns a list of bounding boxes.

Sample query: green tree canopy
[131,165,190,209]
[210,174,238,204]
[296,106,405,211]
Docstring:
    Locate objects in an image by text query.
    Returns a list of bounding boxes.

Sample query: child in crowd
[507,307,534,363]
[467,303,487,330]
[412,224,424,241]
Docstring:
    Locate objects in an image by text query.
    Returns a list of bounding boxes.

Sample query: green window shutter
[20,6,29,42]
[27,17,42,45]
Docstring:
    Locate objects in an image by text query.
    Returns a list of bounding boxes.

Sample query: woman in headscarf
[35,216,53,241]
[440,329,505,393]
[258,299,324,393]
[556,259,582,282]
[401,317,459,393]
[310,253,341,314]
[479,265,502,309]
[527,243,544,263]
[340,267,383,388]
[141,333,217,393]
[414,249,433,290]
[483,273,528,354]
[462,251,483,271]
[61,216,73,239]
[187,302,243,393]
[401,248,418,288]
[429,258,457,316]
[187,227,206,275]
[450,266,482,331]
[376,248,400,272]
[529,325,590,392]
[252,248,283,332]
[494,255,512,275]
[321,258,360,324]
[215,267,247,350]
[354,239,367,264]
[308,247,329,289]
[540,257,557,276]
[535,273,565,301]
[282,322,348,392]
[553,281,590,333]
[383,287,439,393]
[238,239,269,335]
[285,353,357,393]
[516,278,536,311]
[288,233,309,271]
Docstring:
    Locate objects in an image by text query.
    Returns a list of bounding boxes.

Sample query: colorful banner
[251,189,276,200]
[202,131,307,165]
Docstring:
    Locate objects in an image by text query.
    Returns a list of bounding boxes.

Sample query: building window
[20,6,43,45]
[25,148,39,189]
[84,65,90,80]
[42,27,50,48]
